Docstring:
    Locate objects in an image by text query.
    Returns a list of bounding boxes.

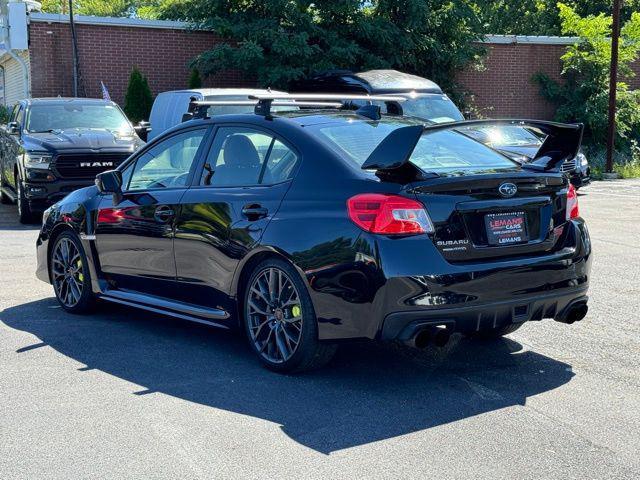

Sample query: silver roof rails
[184,93,407,121]
[247,93,407,102]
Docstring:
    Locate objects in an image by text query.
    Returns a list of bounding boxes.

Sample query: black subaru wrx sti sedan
[36,95,591,372]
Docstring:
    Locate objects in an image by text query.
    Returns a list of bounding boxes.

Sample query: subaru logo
[499,182,518,197]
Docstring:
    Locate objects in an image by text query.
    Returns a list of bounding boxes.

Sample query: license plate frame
[484,211,529,246]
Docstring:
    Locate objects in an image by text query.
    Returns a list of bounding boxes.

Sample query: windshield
[26,103,132,133]
[397,95,464,123]
[312,119,518,174]
[205,95,300,116]
[461,125,544,147]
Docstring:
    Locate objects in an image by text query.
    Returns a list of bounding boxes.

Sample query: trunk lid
[405,171,570,262]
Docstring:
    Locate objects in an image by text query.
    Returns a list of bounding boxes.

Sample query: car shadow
[1,298,574,454]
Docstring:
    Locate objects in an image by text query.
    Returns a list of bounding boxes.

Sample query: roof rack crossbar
[248,93,407,102]
[184,100,342,121]
[184,93,407,121]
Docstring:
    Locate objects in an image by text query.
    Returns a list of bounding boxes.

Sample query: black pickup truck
[0,98,145,223]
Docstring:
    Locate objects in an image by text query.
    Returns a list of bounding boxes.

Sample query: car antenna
[355,104,382,121]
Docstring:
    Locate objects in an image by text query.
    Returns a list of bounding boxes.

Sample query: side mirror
[134,121,151,142]
[95,170,123,204]
[7,121,20,135]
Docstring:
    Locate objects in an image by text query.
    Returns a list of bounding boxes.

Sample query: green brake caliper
[77,259,84,282]
[291,305,301,318]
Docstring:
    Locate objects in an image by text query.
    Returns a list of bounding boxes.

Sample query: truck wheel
[16,178,36,224]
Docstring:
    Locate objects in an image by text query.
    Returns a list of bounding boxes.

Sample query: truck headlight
[577,152,588,167]
[25,152,52,170]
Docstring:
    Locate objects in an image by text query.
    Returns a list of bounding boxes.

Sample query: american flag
[100,81,111,101]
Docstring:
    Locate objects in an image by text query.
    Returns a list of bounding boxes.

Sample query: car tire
[243,258,337,373]
[467,323,523,340]
[49,230,96,314]
[0,173,12,204]
[16,177,37,224]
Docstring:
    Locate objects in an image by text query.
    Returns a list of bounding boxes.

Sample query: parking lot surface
[1,180,639,479]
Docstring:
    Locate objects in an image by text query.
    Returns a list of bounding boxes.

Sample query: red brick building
[458,35,640,119]
[1,11,638,119]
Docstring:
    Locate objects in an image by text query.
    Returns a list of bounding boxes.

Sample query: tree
[156,0,483,96]
[188,68,203,89]
[39,0,166,18]
[470,0,640,35]
[123,67,153,123]
[534,3,640,148]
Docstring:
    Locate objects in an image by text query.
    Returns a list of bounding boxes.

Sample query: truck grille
[53,153,131,179]
[561,158,577,173]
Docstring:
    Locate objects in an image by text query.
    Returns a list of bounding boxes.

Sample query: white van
[148,88,289,141]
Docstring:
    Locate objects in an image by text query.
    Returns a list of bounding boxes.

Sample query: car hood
[23,129,142,153]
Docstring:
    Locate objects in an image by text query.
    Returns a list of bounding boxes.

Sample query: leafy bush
[583,141,640,179]
[188,68,203,89]
[0,105,11,124]
[534,3,640,153]
[123,67,153,123]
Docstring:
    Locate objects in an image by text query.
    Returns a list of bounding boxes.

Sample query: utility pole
[605,0,623,174]
[69,0,79,97]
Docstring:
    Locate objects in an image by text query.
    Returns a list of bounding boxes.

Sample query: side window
[201,127,298,187]
[127,128,206,191]
[264,139,298,184]
[15,106,24,126]
[9,105,19,123]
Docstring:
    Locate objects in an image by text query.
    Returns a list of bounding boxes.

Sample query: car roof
[156,88,288,97]
[298,69,443,95]
[177,110,426,131]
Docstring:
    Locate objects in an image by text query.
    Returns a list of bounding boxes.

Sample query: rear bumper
[381,290,588,341]
[311,219,592,341]
[569,169,590,188]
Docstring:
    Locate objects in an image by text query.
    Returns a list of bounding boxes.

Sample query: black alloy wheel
[244,259,336,373]
[50,231,95,313]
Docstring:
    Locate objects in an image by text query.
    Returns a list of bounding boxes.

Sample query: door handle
[154,205,175,223]
[242,204,268,220]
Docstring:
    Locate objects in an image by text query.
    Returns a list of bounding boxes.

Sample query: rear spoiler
[361,119,584,173]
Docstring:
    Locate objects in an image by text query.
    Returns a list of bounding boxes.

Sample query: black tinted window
[312,120,516,174]
[127,129,206,190]
[201,127,297,187]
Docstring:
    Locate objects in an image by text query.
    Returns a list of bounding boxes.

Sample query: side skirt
[99,289,231,330]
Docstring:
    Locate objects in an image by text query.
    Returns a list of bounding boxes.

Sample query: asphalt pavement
[1,180,639,479]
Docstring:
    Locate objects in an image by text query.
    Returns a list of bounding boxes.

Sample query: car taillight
[566,183,579,220]
[347,194,434,235]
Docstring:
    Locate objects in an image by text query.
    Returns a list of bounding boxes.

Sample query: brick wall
[457,40,640,119]
[29,20,252,105]
[27,19,640,121]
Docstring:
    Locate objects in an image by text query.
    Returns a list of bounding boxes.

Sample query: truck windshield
[398,95,464,123]
[313,119,518,174]
[25,103,132,133]
[205,95,300,117]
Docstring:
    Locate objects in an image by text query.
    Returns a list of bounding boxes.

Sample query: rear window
[312,120,517,174]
